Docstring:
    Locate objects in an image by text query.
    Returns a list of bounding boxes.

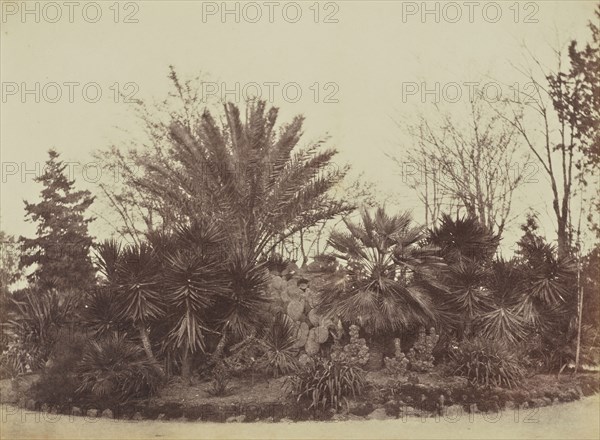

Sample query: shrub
[27,331,87,406]
[3,289,74,375]
[206,364,231,396]
[290,358,365,411]
[449,337,525,389]
[223,312,299,378]
[76,334,164,403]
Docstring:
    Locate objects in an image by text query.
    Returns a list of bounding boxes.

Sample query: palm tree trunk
[211,329,228,367]
[181,350,192,383]
[138,324,164,375]
[367,336,386,371]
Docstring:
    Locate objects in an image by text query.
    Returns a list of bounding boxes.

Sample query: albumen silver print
[1,1,599,439]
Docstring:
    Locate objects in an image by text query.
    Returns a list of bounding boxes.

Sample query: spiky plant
[162,249,226,378]
[258,312,299,377]
[429,214,500,263]
[475,259,527,345]
[77,334,163,403]
[514,241,577,370]
[111,243,165,371]
[3,288,74,373]
[81,287,130,338]
[318,208,443,369]
[117,97,353,352]
[428,214,500,340]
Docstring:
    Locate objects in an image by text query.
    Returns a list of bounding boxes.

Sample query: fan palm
[428,214,500,339]
[318,208,444,369]
[429,214,500,263]
[476,259,527,345]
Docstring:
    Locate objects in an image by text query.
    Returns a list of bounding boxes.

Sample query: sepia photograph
[0,1,599,439]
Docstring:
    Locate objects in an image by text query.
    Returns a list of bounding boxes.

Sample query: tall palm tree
[318,208,444,369]
[102,96,354,356]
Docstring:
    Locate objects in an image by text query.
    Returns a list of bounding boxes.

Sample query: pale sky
[1,1,598,253]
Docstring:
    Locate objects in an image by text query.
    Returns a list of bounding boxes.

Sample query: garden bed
[3,370,598,423]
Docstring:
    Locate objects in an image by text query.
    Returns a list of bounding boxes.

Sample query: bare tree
[497,32,598,257]
[393,93,529,236]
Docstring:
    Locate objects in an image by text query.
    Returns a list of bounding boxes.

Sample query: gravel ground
[1,394,598,440]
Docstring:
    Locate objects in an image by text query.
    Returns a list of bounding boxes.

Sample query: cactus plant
[305,329,320,355]
[287,299,305,321]
[406,327,438,372]
[315,326,329,343]
[384,338,409,375]
[293,322,309,348]
[331,325,369,366]
[308,309,321,327]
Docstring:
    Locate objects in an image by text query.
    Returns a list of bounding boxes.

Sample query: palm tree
[428,214,501,339]
[159,222,228,379]
[136,99,352,260]
[95,241,165,372]
[514,241,577,370]
[477,259,527,346]
[318,208,444,369]
[101,95,354,358]
[428,214,500,263]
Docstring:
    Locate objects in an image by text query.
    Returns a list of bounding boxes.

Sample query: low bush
[449,337,525,389]
[27,331,87,406]
[76,334,164,403]
[290,358,365,411]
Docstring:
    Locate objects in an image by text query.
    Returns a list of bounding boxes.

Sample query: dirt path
[1,395,598,440]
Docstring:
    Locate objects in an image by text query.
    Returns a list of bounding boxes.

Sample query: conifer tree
[19,149,96,291]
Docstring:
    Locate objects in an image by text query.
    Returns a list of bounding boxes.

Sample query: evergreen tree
[19,149,96,291]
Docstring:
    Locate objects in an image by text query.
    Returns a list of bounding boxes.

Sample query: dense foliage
[19,150,95,292]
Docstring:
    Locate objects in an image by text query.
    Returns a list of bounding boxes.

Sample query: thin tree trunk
[181,350,192,383]
[139,324,164,375]
[211,329,228,367]
[574,260,584,373]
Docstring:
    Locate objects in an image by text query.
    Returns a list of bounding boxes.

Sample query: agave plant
[211,247,272,352]
[474,259,527,345]
[514,241,577,370]
[318,208,444,369]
